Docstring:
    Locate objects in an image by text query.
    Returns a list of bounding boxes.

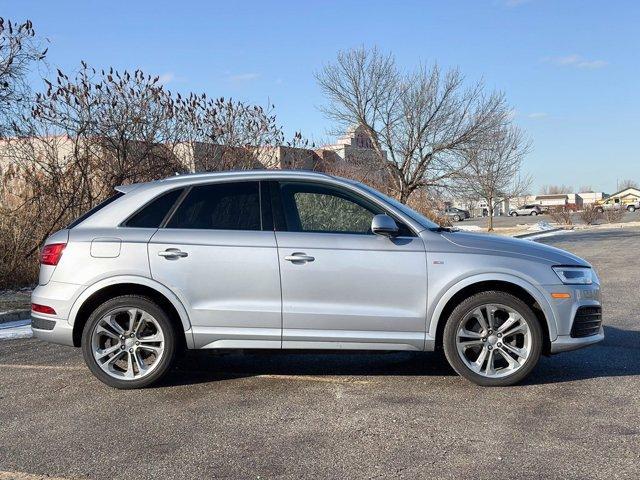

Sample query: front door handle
[284,252,315,263]
[158,248,188,259]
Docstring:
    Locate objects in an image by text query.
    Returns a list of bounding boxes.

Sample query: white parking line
[0,364,369,384]
[0,363,84,371]
[257,374,370,385]
[0,471,77,480]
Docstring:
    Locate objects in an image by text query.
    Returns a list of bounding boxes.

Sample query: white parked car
[509,204,542,216]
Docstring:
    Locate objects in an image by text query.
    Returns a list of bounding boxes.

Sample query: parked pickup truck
[594,198,640,213]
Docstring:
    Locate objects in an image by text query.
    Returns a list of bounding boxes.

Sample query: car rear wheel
[530,211,538,216]
[81,295,177,389]
[510,212,518,217]
[443,291,542,387]
[453,214,461,222]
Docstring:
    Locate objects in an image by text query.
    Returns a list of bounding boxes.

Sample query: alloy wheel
[91,307,165,380]
[455,303,532,379]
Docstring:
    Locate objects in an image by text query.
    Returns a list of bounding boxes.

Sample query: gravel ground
[0,228,639,480]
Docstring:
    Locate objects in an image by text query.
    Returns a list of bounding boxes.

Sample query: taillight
[40,243,66,266]
[32,303,57,315]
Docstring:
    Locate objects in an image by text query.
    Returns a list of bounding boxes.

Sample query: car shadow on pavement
[160,350,456,387]
[525,325,640,385]
[158,325,639,388]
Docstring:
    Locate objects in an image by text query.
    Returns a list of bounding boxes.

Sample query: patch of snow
[525,229,571,241]
[527,221,554,232]
[0,319,33,340]
[456,225,483,232]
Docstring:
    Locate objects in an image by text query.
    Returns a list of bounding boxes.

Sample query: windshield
[352,182,440,230]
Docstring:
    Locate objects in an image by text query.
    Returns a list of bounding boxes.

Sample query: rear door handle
[284,252,315,263]
[158,248,188,259]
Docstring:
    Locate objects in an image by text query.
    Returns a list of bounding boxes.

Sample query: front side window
[277,182,411,235]
[166,182,261,230]
[294,190,374,233]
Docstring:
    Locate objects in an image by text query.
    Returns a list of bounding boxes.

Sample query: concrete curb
[0,310,31,325]
[513,227,565,239]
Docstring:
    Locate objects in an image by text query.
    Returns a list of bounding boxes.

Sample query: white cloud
[544,54,608,69]
[227,72,260,83]
[528,112,548,119]
[158,72,175,85]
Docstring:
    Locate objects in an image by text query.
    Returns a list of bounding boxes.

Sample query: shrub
[579,204,601,225]
[548,206,573,226]
[602,207,625,224]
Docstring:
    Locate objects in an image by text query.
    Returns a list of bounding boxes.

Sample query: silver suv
[32,171,603,388]
[509,204,542,216]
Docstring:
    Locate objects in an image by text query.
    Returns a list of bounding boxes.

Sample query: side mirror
[371,214,399,237]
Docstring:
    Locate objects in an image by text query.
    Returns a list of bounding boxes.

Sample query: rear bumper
[31,313,75,347]
[550,327,604,353]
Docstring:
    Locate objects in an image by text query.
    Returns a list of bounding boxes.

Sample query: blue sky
[5,0,639,193]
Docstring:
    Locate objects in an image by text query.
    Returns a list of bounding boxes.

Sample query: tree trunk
[488,199,494,231]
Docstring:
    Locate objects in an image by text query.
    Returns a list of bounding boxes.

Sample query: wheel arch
[69,276,193,349]
[430,275,556,355]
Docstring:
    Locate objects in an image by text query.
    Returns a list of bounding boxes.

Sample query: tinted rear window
[166,182,261,230]
[124,188,184,228]
[67,192,124,228]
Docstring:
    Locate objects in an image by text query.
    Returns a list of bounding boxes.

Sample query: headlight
[552,266,594,285]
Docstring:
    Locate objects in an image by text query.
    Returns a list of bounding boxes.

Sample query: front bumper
[550,327,604,353]
[546,283,604,354]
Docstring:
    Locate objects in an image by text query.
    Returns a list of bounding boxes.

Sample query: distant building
[577,191,605,205]
[604,187,640,204]
[534,193,583,210]
[0,125,385,179]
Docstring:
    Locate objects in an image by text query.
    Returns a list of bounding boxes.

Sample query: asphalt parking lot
[462,210,639,229]
[1,228,639,479]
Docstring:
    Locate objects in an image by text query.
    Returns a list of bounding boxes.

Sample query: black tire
[81,295,177,389]
[530,211,538,216]
[442,291,543,387]
[510,212,518,217]
[453,214,461,222]
[628,205,636,212]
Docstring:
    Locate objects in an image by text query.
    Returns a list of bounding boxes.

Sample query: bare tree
[316,46,509,203]
[0,17,47,137]
[174,95,295,171]
[539,184,572,195]
[2,59,309,287]
[30,63,186,204]
[578,185,594,193]
[455,126,531,231]
[618,178,638,190]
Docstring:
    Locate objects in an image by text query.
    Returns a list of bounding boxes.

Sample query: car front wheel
[443,291,542,386]
[628,205,636,212]
[530,211,538,216]
[81,295,177,389]
[510,212,518,216]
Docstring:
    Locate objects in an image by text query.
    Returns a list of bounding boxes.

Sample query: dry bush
[405,188,452,227]
[579,204,601,225]
[548,206,573,225]
[602,207,625,224]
